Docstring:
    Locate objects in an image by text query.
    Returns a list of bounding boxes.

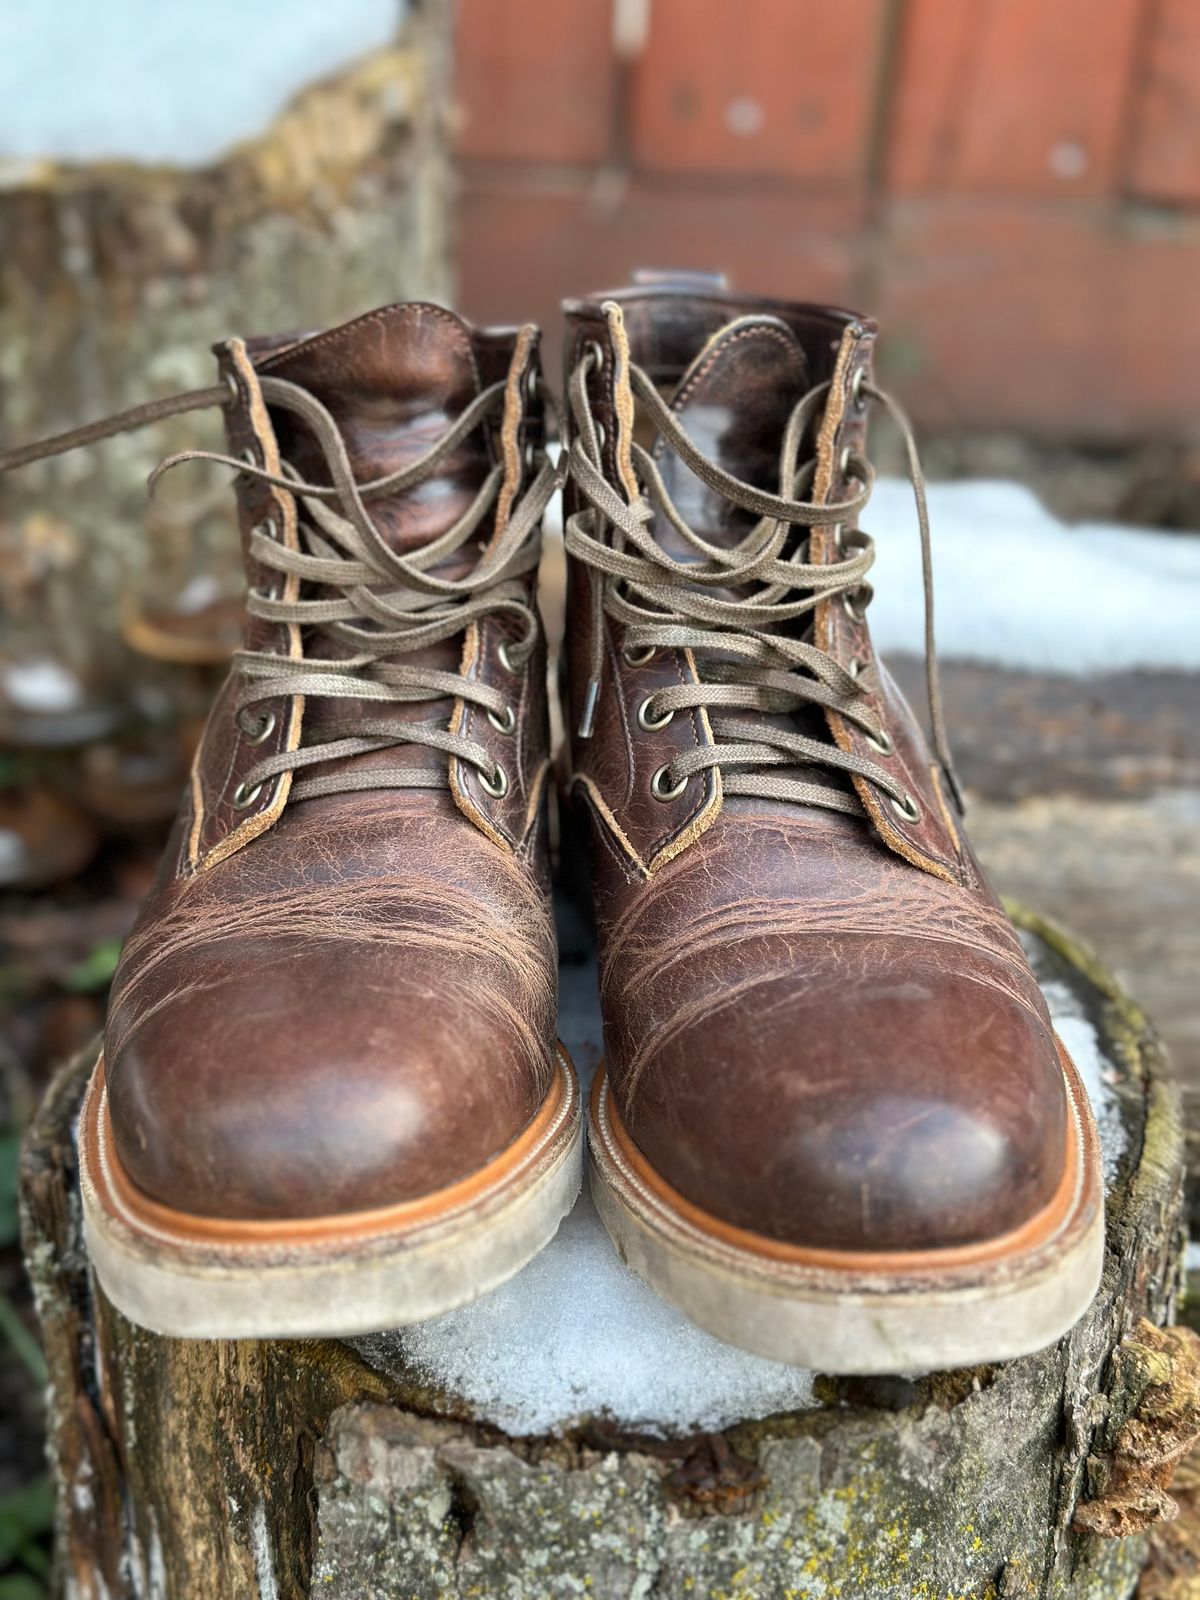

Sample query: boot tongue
[652,315,810,557]
[255,302,489,555]
[248,303,496,792]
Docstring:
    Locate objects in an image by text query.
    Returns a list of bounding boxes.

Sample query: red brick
[1127,0,1200,205]
[886,0,1143,197]
[628,0,888,183]
[455,173,865,377]
[453,0,615,164]
[874,201,1200,436]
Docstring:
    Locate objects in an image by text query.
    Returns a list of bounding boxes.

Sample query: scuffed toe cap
[105,934,552,1222]
[613,958,1071,1255]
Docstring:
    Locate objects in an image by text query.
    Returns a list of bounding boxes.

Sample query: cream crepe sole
[79,1044,582,1339]
[587,1041,1105,1373]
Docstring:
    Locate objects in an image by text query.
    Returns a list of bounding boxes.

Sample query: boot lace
[564,346,963,818]
[0,373,564,803]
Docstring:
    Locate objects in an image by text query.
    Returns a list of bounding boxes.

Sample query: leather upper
[104,304,557,1221]
[564,281,1072,1254]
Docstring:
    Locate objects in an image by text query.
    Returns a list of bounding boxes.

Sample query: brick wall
[451,0,1200,440]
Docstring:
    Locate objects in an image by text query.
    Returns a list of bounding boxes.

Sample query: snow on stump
[19,910,1197,1599]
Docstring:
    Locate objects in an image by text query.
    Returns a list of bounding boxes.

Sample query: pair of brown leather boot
[3,279,1103,1372]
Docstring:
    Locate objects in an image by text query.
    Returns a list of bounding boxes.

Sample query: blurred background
[0,1,1197,1591]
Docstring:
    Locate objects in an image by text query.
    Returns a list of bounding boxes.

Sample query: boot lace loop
[563,346,963,818]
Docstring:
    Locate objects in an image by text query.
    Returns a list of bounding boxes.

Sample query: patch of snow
[249,1500,279,1600]
[866,477,1200,674]
[0,0,400,168]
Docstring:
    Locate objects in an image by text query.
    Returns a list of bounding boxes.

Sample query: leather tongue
[652,315,810,557]
[649,315,848,808]
[248,303,496,791]
[255,302,490,555]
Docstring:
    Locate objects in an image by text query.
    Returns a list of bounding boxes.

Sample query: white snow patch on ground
[371,947,1125,1439]
[866,477,1200,674]
[0,0,399,167]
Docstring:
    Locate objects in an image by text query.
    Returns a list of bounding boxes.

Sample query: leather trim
[189,340,304,872]
[594,1037,1090,1272]
[812,327,962,884]
[88,1047,573,1242]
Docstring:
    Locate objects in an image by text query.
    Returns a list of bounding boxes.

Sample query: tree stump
[20,908,1194,1599]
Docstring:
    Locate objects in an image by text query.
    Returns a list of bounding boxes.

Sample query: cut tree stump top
[20,906,1193,1600]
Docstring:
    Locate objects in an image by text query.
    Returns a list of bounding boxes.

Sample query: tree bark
[19,912,1195,1599]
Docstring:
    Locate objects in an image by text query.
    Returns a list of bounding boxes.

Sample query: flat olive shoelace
[564,346,964,820]
[0,372,565,804]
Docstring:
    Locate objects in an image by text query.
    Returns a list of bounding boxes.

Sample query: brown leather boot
[561,279,1103,1371]
[3,303,581,1337]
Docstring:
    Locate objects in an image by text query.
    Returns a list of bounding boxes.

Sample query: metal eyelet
[240,446,260,469]
[525,364,540,402]
[232,779,264,809]
[839,445,854,476]
[637,694,674,731]
[240,710,277,746]
[479,763,508,798]
[497,640,520,675]
[583,339,605,375]
[890,792,920,823]
[847,657,866,680]
[851,364,867,407]
[487,704,516,735]
[832,525,845,555]
[255,516,279,541]
[595,420,607,450]
[864,726,894,756]
[623,643,657,666]
[650,764,688,801]
[842,589,867,623]
[223,371,240,401]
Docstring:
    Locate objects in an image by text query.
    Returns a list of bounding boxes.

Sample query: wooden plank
[875,199,1200,436]
[1127,0,1200,204]
[453,0,616,164]
[628,0,888,182]
[886,0,1144,195]
[455,172,865,377]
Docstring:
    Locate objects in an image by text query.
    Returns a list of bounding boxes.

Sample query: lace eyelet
[240,710,277,746]
[890,791,920,823]
[839,445,853,476]
[847,657,866,680]
[623,642,657,667]
[240,445,260,469]
[497,640,521,675]
[255,516,279,541]
[232,779,264,809]
[842,589,867,623]
[223,371,240,402]
[850,364,867,408]
[595,420,607,451]
[487,704,516,735]
[637,694,674,731]
[479,763,508,799]
[650,764,688,801]
[583,339,605,375]
[864,726,893,756]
